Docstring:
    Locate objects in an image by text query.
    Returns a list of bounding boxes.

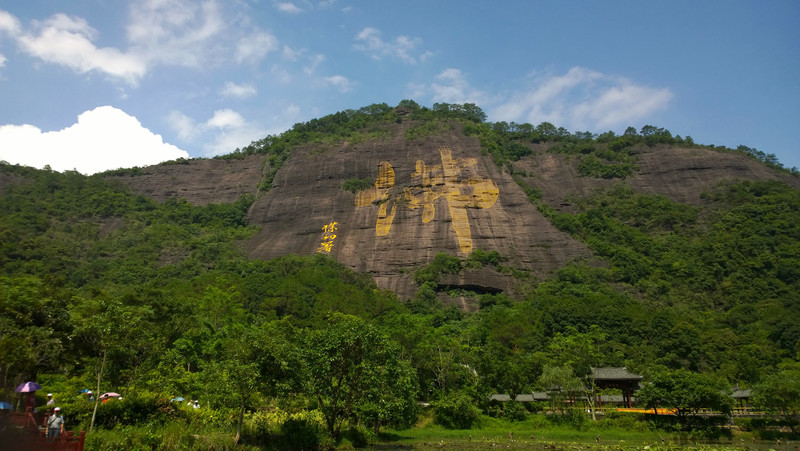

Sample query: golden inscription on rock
[317,221,338,253]
[355,161,397,237]
[355,147,499,254]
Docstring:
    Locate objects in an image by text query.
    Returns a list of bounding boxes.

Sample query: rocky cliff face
[108,156,269,205]
[242,121,590,302]
[109,121,799,306]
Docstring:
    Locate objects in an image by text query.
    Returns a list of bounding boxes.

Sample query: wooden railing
[1,409,85,451]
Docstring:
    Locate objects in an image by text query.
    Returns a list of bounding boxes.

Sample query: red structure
[0,407,85,451]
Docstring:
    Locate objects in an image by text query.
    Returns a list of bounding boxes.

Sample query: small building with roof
[591,367,643,408]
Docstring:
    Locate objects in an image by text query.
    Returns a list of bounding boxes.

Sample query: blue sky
[1,0,798,174]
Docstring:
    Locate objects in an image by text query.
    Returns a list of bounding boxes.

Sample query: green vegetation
[340,177,373,193]
[1,102,799,448]
[404,119,454,141]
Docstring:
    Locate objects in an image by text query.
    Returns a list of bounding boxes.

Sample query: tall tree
[70,298,153,431]
[635,368,733,420]
[752,366,800,423]
[301,313,418,438]
[203,319,300,443]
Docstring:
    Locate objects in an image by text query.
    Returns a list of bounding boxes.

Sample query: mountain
[2,102,800,429]
[102,105,798,309]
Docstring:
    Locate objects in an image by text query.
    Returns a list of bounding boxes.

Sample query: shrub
[280,411,332,450]
[342,177,373,193]
[345,425,375,448]
[502,401,528,422]
[432,392,481,429]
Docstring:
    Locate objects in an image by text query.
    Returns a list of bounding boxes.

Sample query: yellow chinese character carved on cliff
[354,147,499,254]
[317,221,338,253]
[354,162,397,236]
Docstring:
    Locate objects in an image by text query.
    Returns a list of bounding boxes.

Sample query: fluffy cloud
[206,109,246,129]
[167,108,272,157]
[323,75,353,93]
[166,110,197,141]
[0,9,21,34]
[0,3,279,84]
[276,2,303,14]
[490,67,673,131]
[221,81,257,99]
[354,27,431,64]
[235,31,279,64]
[15,13,146,84]
[0,106,189,174]
[126,0,226,68]
[427,68,489,105]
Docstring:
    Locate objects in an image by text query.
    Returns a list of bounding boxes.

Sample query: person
[46,393,55,406]
[46,407,64,440]
[193,400,200,409]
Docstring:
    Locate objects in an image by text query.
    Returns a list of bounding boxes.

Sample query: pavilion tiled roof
[731,388,751,399]
[591,367,643,380]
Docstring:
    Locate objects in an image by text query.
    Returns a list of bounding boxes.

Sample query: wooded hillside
[1,101,798,445]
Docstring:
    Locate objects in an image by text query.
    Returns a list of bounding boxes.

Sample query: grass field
[369,413,782,450]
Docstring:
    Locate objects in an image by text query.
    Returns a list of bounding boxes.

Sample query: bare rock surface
[245,122,590,300]
[107,156,269,206]
[516,145,800,214]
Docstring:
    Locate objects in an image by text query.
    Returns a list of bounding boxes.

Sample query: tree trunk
[234,400,244,444]
[90,352,106,432]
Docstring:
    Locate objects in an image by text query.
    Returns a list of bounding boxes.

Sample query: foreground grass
[78,411,786,450]
[374,414,761,450]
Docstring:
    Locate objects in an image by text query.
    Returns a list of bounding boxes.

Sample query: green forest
[1,101,799,449]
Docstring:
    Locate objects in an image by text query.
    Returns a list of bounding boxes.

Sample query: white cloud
[276,2,303,14]
[304,53,324,76]
[204,110,268,156]
[0,106,189,174]
[429,68,488,105]
[569,82,673,130]
[235,31,279,63]
[126,0,226,68]
[0,3,279,84]
[206,109,246,129]
[15,13,146,84]
[0,53,6,68]
[221,81,257,98]
[323,75,352,93]
[167,108,270,157]
[166,110,197,140]
[0,9,22,34]
[282,45,300,62]
[353,27,429,64]
[490,67,673,131]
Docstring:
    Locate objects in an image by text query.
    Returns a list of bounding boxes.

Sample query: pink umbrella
[102,392,121,398]
[14,382,42,393]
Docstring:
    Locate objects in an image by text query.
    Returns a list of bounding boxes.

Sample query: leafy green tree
[356,358,419,434]
[751,367,800,421]
[538,365,582,415]
[203,320,300,442]
[301,313,418,438]
[70,298,154,431]
[635,368,733,419]
[548,326,612,419]
[0,276,68,397]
